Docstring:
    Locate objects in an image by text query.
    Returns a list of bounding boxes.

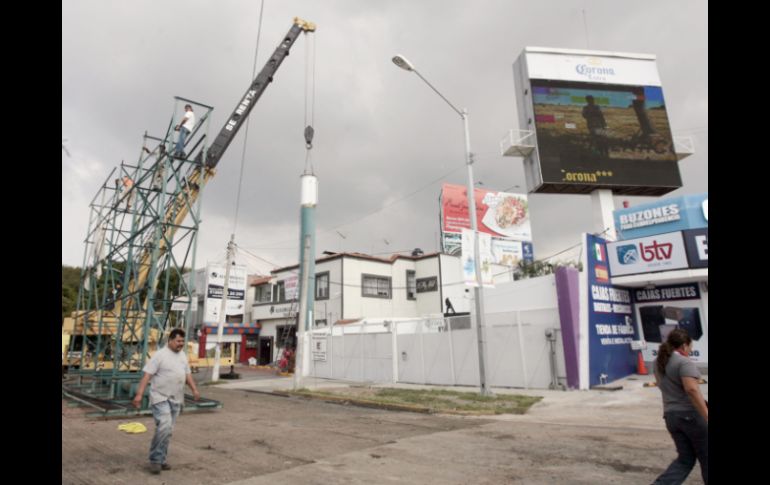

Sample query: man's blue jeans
[175,127,190,155]
[149,400,181,465]
[654,411,708,484]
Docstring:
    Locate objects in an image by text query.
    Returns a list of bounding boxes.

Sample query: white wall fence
[306,310,567,390]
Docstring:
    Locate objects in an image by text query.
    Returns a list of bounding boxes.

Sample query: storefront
[575,193,708,388]
[197,322,262,364]
[610,193,708,366]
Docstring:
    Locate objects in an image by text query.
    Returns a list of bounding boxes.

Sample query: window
[416,276,438,293]
[362,274,392,299]
[316,272,330,300]
[315,319,328,328]
[274,281,286,302]
[254,284,271,303]
[406,270,416,300]
[276,324,296,348]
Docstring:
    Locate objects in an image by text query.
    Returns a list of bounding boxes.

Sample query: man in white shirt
[173,104,195,158]
[133,328,200,475]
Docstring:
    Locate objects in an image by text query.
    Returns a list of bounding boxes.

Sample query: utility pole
[212,235,235,382]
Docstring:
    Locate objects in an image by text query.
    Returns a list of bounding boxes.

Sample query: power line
[251,163,468,249]
[236,150,517,251]
[232,0,266,237]
[237,234,588,291]
[234,243,284,269]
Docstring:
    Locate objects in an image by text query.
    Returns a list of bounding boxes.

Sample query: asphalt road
[62,373,706,484]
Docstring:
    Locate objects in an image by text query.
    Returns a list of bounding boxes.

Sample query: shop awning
[203,322,262,335]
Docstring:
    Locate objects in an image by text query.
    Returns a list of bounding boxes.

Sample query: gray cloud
[63,0,707,273]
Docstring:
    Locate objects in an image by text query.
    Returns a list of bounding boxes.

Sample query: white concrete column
[590,189,617,241]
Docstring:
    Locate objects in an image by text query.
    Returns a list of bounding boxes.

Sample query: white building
[251,251,513,364]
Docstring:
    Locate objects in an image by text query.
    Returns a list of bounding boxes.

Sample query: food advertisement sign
[441,183,531,240]
[440,183,533,266]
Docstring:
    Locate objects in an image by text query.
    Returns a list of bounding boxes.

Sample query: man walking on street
[133,328,200,475]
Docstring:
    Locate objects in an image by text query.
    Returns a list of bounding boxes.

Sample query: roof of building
[248,275,273,287]
[270,251,444,274]
[334,318,362,325]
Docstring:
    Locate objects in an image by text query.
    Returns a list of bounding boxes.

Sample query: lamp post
[392,54,489,395]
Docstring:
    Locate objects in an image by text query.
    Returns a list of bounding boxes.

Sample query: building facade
[251,251,513,364]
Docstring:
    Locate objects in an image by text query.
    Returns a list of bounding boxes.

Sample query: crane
[65,18,316,383]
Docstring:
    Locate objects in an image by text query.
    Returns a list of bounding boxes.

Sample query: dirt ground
[62,373,706,484]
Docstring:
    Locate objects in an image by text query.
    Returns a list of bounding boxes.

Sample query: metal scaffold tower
[62,17,317,416]
[63,98,220,412]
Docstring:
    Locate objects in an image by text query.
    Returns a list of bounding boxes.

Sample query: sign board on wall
[284,274,299,301]
[607,231,689,277]
[416,276,438,293]
[203,263,247,324]
[633,283,707,364]
[311,336,327,361]
[583,234,639,387]
[613,193,708,240]
[514,48,682,195]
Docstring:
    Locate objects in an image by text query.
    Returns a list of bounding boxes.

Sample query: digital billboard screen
[531,79,681,194]
[514,48,684,196]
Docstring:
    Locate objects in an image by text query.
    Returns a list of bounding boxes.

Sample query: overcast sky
[62,0,707,275]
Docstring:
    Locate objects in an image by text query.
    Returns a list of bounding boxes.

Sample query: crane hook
[304,125,314,149]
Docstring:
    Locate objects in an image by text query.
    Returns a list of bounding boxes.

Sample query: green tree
[515,259,582,280]
[61,265,82,322]
[62,263,191,323]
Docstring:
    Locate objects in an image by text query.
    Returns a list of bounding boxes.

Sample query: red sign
[640,241,674,262]
[440,183,531,240]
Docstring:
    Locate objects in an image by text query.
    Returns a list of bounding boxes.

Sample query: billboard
[513,48,683,195]
[440,183,533,267]
[203,263,247,324]
[614,193,708,240]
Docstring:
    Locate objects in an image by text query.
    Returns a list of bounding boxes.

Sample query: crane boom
[128,17,315,305]
[198,17,315,169]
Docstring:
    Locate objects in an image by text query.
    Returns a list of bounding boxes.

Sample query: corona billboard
[513,47,683,195]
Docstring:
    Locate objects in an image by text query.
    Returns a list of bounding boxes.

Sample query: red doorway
[240,335,259,363]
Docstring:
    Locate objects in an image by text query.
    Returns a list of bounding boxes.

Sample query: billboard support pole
[591,189,617,240]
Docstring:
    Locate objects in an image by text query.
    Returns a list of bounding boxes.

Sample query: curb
[286,391,431,414]
[281,391,527,416]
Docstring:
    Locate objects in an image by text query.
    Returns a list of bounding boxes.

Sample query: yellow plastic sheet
[117,422,147,434]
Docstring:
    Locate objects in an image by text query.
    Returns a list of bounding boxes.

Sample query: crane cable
[232,0,266,237]
[303,28,316,175]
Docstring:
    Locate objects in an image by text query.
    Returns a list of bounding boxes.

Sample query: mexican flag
[594,243,605,262]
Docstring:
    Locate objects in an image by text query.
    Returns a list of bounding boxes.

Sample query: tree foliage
[515,259,582,280]
[61,264,190,323]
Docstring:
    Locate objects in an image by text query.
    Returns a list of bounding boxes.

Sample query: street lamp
[392,54,490,395]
